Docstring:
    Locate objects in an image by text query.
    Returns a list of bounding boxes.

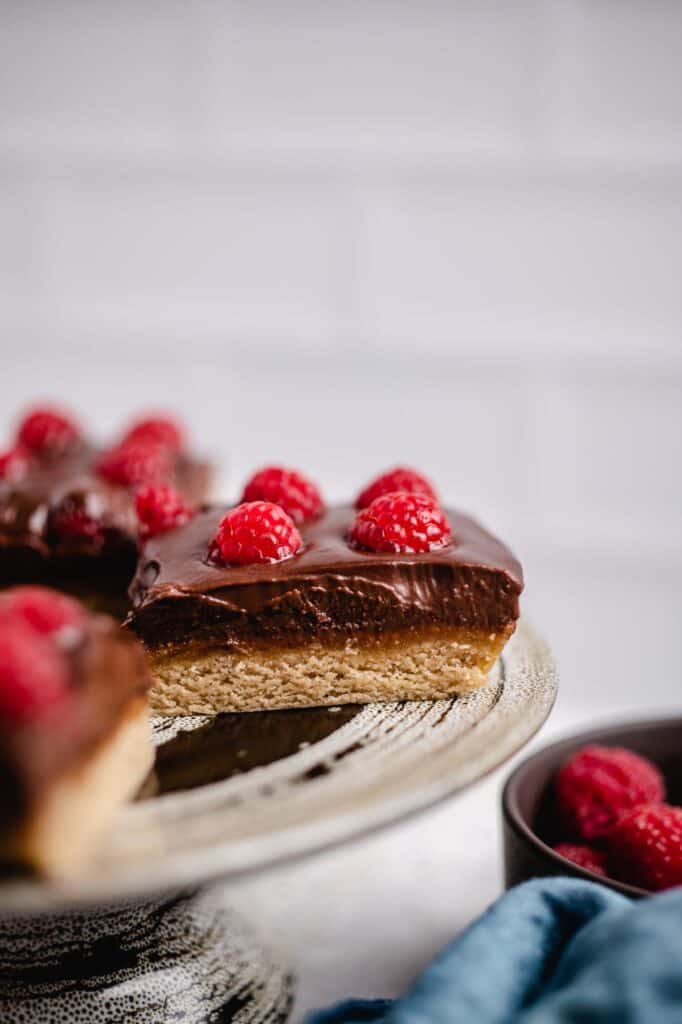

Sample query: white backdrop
[2,1,682,1014]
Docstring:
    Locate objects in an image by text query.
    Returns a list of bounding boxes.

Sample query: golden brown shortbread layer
[148,625,515,715]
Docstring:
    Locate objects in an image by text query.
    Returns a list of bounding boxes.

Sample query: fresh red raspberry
[212,501,302,566]
[52,507,103,541]
[608,804,682,892]
[349,492,451,554]
[355,467,438,510]
[96,441,171,488]
[0,586,84,636]
[121,415,185,453]
[0,446,30,482]
[0,621,69,723]
[241,466,324,524]
[51,494,105,543]
[553,843,607,877]
[16,406,80,455]
[136,483,194,538]
[555,745,665,841]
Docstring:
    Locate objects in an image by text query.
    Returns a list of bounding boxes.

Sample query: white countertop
[225,696,609,1020]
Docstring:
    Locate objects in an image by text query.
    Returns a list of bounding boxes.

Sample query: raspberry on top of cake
[0,586,153,876]
[128,465,523,715]
[0,405,212,606]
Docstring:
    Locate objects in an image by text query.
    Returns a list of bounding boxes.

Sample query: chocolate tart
[128,505,523,715]
[0,442,211,617]
[0,608,154,877]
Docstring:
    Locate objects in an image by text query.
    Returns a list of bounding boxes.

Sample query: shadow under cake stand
[0,620,556,1023]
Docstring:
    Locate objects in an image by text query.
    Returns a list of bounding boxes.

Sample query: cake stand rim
[0,617,557,916]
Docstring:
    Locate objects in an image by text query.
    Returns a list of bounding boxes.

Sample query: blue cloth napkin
[307,878,682,1024]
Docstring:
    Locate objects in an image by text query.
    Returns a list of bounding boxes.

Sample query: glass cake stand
[0,619,556,1022]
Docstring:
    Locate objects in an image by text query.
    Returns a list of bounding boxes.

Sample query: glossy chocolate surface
[0,443,211,589]
[0,615,152,830]
[129,506,523,651]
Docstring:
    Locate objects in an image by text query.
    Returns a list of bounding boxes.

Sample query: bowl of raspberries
[502,719,682,896]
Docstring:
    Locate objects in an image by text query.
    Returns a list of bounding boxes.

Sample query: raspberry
[51,495,105,543]
[16,406,80,455]
[212,501,302,566]
[241,466,324,524]
[52,508,103,541]
[555,746,665,841]
[121,415,185,453]
[349,492,451,554]
[0,621,69,723]
[553,843,607,877]
[96,441,171,488]
[0,586,84,636]
[355,467,438,510]
[608,804,682,892]
[0,446,30,482]
[136,483,194,538]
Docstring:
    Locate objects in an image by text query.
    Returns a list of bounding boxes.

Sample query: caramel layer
[147,625,514,715]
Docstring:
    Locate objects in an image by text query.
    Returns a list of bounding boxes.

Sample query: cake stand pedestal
[0,886,293,1023]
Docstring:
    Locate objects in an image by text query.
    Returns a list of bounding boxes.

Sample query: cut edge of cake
[146,625,516,715]
[1,698,153,877]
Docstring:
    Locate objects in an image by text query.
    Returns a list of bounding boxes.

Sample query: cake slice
[0,586,153,876]
[127,466,523,715]
[0,405,212,615]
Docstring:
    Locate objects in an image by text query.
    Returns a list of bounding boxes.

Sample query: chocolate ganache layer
[0,614,151,832]
[0,444,211,588]
[128,506,523,653]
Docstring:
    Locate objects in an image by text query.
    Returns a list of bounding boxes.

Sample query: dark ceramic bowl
[502,717,682,898]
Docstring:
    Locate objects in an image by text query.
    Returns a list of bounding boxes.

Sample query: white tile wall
[550,0,682,161]
[536,368,682,554]
[360,179,682,359]
[0,1,191,155]
[1,0,681,710]
[0,175,47,317]
[42,177,349,341]
[195,1,544,160]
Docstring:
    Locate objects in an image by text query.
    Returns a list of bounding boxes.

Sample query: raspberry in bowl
[502,719,682,897]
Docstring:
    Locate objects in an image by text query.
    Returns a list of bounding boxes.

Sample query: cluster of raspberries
[0,406,195,542]
[552,745,682,892]
[212,465,452,566]
[1,410,453,563]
